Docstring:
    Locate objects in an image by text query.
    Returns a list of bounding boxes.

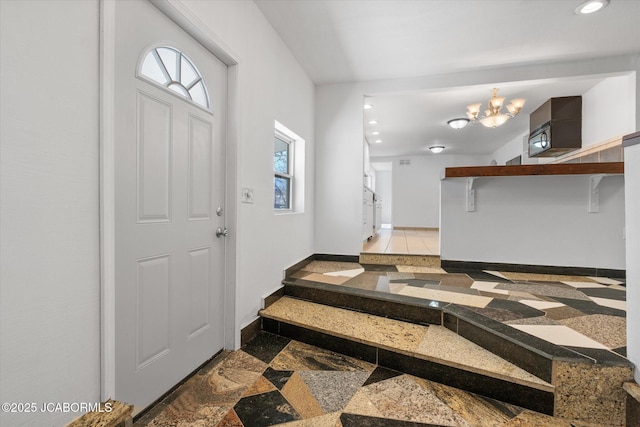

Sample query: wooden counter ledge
[444,162,623,178]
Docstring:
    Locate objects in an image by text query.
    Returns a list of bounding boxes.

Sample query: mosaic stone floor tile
[262,367,294,390]
[360,263,399,271]
[499,272,598,283]
[483,270,509,280]
[544,305,588,320]
[339,412,437,426]
[243,375,277,397]
[558,314,626,349]
[298,371,370,412]
[363,367,403,386]
[341,272,387,291]
[562,281,608,289]
[270,340,374,372]
[581,287,627,301]
[324,268,365,277]
[412,376,524,427]
[500,409,575,426]
[353,375,472,426]
[518,299,565,310]
[278,412,342,426]
[397,286,492,308]
[509,325,608,349]
[466,305,529,322]
[396,265,446,273]
[302,261,362,273]
[301,272,350,285]
[216,409,243,427]
[470,281,508,293]
[494,282,591,301]
[233,390,300,426]
[587,276,624,285]
[505,316,560,326]
[553,297,626,317]
[589,296,626,311]
[241,331,291,364]
[280,372,324,419]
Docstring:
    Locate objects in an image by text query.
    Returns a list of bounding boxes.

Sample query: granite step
[260,296,555,415]
[269,279,635,425]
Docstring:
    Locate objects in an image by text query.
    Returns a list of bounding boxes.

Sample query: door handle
[215,227,229,238]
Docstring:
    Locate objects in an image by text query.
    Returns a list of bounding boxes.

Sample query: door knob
[215,227,229,238]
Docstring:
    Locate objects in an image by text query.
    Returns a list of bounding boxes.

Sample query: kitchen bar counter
[444,162,623,178]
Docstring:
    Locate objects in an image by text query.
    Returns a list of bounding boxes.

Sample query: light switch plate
[241,187,254,204]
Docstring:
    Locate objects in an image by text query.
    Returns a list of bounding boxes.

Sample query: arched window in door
[139,46,210,109]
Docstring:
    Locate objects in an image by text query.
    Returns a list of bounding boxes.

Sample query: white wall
[583,74,636,147]
[624,142,640,382]
[372,155,487,228]
[0,1,101,426]
[0,0,314,424]
[440,174,626,270]
[168,0,316,342]
[376,170,393,224]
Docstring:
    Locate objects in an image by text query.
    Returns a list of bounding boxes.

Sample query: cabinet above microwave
[528,96,582,157]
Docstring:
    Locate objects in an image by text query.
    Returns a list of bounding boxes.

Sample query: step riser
[263,318,554,415]
[285,280,441,325]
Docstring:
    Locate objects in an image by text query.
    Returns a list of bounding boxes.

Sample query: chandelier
[466,88,525,128]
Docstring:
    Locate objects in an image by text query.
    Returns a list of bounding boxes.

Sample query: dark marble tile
[270,339,373,372]
[613,346,627,357]
[442,312,456,332]
[395,279,440,288]
[361,263,399,272]
[284,280,441,325]
[262,317,279,334]
[441,261,597,277]
[466,306,528,322]
[580,287,626,301]
[340,413,443,426]
[240,317,262,347]
[441,268,511,283]
[342,271,387,291]
[315,253,360,263]
[544,305,586,320]
[363,366,403,386]
[595,268,626,279]
[552,297,626,317]
[477,395,524,419]
[233,390,300,427]
[377,349,555,415]
[262,367,294,390]
[444,305,591,383]
[278,322,378,364]
[487,299,546,318]
[563,347,633,367]
[285,255,314,277]
[626,384,640,427]
[242,332,291,364]
[263,287,285,308]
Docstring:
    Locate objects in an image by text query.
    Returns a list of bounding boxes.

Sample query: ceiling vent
[399,159,411,166]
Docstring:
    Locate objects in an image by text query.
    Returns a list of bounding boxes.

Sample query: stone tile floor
[290,261,627,360]
[134,332,603,426]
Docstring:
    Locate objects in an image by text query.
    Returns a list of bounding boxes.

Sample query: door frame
[99,0,240,400]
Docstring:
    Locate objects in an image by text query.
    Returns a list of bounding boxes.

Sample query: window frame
[273,130,294,211]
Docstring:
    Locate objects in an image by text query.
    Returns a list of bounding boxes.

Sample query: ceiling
[255,0,640,157]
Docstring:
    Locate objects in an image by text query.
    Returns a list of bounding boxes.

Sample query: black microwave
[528,123,551,157]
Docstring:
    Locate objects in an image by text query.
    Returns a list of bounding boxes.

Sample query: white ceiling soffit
[255,0,640,85]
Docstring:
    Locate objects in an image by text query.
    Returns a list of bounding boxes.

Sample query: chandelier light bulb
[463,88,525,128]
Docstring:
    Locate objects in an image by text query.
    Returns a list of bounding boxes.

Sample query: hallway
[362,228,440,256]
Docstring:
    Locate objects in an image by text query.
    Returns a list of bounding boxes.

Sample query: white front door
[113,0,227,408]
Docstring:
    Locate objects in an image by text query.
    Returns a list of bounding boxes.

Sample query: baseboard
[314,253,360,263]
[441,259,625,279]
[240,317,262,347]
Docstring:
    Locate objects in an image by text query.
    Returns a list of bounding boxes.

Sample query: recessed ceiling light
[447,118,470,130]
[429,146,445,154]
[375,139,382,143]
[369,120,378,125]
[575,0,609,14]
[372,131,380,135]
[364,104,373,110]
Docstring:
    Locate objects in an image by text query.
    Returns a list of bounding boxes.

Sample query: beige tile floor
[362,228,440,255]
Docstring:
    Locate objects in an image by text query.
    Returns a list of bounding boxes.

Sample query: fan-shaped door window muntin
[139,46,210,109]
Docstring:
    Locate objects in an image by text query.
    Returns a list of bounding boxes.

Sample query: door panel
[114,0,227,408]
